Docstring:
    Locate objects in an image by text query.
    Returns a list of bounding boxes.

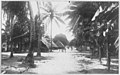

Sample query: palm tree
[64,2,99,52]
[34,2,42,56]
[65,1,118,71]
[38,1,65,52]
[2,1,28,57]
[92,2,118,71]
[24,1,36,66]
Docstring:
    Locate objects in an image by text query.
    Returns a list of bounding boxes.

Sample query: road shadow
[67,69,90,74]
[4,70,37,74]
[2,55,26,66]
[77,59,93,64]
[67,68,118,74]
[67,71,84,74]
[34,56,54,61]
[103,64,119,71]
[111,59,119,64]
[2,53,54,74]
[87,68,118,74]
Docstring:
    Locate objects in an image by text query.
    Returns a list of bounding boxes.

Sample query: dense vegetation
[2,1,118,71]
[66,2,118,71]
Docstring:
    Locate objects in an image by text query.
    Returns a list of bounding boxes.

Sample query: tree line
[2,1,119,70]
[67,2,118,71]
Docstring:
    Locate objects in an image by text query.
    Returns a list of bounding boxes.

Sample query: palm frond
[54,18,60,28]
[55,16,65,25]
[39,6,50,13]
[72,15,81,31]
[42,14,49,21]
[65,10,79,21]
[68,14,79,26]
[106,7,118,21]
[55,13,64,17]
[12,31,29,40]
[114,36,119,45]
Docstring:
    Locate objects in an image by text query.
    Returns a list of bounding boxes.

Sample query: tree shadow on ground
[72,51,91,59]
[67,69,90,74]
[2,55,26,66]
[103,64,119,71]
[2,54,53,65]
[67,71,85,74]
[111,59,119,64]
[87,69,118,74]
[77,59,93,64]
[67,68,118,74]
[22,71,37,74]
[111,64,119,70]
[18,56,54,68]
[2,54,54,74]
[4,70,37,74]
[2,54,9,59]
[34,56,54,61]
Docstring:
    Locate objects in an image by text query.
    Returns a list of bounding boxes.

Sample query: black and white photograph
[1,0,119,74]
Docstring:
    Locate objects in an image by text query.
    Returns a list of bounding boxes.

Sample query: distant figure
[67,46,69,49]
[64,47,66,52]
[71,46,73,51]
[59,47,66,52]
[67,46,68,49]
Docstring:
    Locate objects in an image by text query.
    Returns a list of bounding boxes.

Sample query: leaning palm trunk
[25,23,35,66]
[25,2,35,66]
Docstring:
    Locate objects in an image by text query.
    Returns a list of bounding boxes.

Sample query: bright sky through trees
[1,1,74,41]
[30,1,74,41]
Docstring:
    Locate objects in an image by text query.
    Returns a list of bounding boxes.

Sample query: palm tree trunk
[25,2,35,66]
[37,42,41,56]
[25,30,34,66]
[10,42,14,58]
[95,39,102,63]
[106,40,111,71]
[18,42,20,52]
[37,30,41,56]
[50,19,52,52]
[90,46,94,59]
[36,1,41,56]
[6,36,9,51]
[91,48,94,59]
[7,41,9,51]
[98,45,102,63]
[9,14,14,58]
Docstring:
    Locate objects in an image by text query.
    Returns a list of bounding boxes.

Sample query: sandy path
[2,49,118,74]
[29,50,81,75]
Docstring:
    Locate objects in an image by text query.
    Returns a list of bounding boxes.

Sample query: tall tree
[2,1,28,57]
[92,2,118,71]
[64,2,99,51]
[39,1,65,52]
[24,2,36,66]
[65,1,118,71]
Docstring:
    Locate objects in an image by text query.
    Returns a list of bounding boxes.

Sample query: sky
[30,1,74,41]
